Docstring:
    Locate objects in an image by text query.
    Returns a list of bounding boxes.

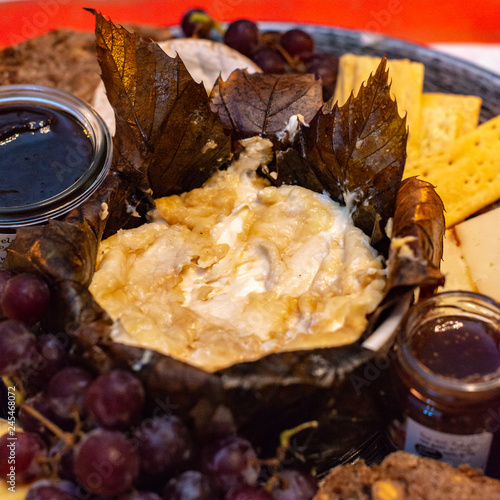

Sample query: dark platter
[2,19,499,482]
[196,22,500,123]
[170,22,500,470]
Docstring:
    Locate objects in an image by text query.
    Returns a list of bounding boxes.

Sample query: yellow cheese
[454,206,500,301]
[439,207,500,301]
[440,229,477,293]
[332,54,424,159]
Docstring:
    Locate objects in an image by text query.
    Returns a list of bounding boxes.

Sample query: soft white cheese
[90,138,386,371]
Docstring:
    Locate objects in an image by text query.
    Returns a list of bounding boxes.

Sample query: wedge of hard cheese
[440,206,500,301]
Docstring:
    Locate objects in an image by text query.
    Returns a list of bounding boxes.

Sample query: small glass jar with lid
[391,291,500,478]
[0,84,112,265]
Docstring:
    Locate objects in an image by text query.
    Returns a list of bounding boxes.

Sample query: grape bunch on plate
[181,9,339,100]
[0,269,317,500]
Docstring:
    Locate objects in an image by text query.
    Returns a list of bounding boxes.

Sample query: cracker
[332,54,425,158]
[419,93,482,157]
[404,114,500,227]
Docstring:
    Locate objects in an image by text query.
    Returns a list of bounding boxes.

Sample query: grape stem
[188,12,224,36]
[20,404,75,447]
[260,419,319,471]
[279,420,318,450]
[263,38,306,73]
[2,375,25,405]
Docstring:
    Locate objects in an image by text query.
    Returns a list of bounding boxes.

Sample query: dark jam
[0,105,93,208]
[392,292,500,479]
[411,316,500,380]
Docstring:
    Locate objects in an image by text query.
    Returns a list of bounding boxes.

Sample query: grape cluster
[181,10,339,100]
[0,269,317,500]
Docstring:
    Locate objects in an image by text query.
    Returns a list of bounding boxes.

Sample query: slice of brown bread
[0,29,101,103]
[315,451,500,500]
[0,26,172,104]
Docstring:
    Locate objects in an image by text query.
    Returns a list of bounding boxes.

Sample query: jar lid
[0,85,112,227]
[397,291,500,402]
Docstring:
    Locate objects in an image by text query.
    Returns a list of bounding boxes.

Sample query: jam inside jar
[0,85,112,265]
[0,105,93,208]
[392,291,500,478]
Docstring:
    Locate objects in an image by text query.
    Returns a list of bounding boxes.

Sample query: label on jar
[0,232,16,266]
[404,416,493,471]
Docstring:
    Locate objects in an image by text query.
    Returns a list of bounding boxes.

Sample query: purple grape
[18,394,55,435]
[226,485,273,500]
[37,334,69,374]
[202,405,237,443]
[26,483,70,500]
[200,435,259,493]
[119,491,162,500]
[85,369,145,430]
[252,47,286,74]
[163,470,218,500]
[224,20,260,57]
[135,415,193,477]
[181,8,213,38]
[306,53,339,101]
[46,366,94,426]
[270,469,317,500]
[24,334,69,391]
[280,29,314,62]
[0,272,50,324]
[0,319,37,376]
[73,428,140,497]
[48,440,75,481]
[26,479,80,500]
[0,431,47,483]
[0,269,13,318]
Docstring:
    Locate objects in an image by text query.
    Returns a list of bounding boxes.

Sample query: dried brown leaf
[210,70,323,142]
[95,12,231,198]
[274,58,407,243]
[386,176,446,290]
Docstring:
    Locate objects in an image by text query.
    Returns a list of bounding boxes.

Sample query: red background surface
[0,0,499,48]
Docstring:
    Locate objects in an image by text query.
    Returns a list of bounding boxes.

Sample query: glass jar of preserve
[392,291,500,478]
[0,84,112,264]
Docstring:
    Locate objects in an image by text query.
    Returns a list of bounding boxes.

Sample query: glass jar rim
[397,291,500,400]
[0,84,112,226]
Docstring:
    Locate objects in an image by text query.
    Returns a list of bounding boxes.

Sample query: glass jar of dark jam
[392,291,500,478]
[0,84,112,264]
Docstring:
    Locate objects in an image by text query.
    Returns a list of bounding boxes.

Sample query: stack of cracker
[332,54,500,228]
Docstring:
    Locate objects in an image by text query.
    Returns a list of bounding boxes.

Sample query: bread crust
[315,451,500,500]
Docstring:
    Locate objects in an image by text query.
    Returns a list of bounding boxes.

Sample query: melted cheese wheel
[90,138,386,371]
